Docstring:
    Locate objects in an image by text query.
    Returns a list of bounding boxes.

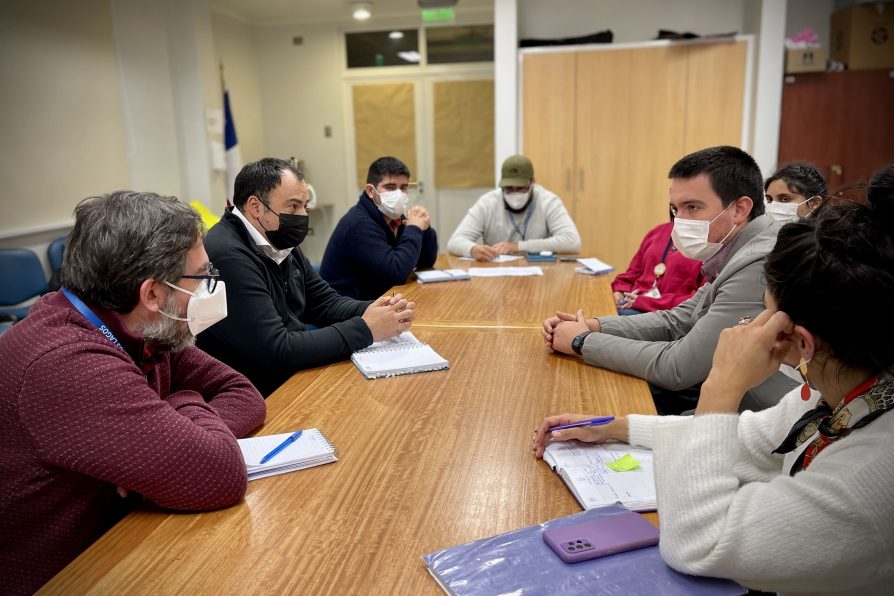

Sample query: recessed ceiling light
[352,2,372,21]
[389,31,404,40]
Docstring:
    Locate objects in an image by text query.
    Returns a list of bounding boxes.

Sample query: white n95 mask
[504,191,531,210]
[671,205,736,262]
[161,280,228,336]
[373,188,409,220]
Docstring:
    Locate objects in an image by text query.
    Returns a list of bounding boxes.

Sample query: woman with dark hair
[764,162,827,223]
[533,165,894,595]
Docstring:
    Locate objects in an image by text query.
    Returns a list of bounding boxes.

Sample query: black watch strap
[571,331,592,355]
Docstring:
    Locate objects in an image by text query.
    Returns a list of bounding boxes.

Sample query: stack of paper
[238,428,339,481]
[575,257,614,275]
[468,266,544,277]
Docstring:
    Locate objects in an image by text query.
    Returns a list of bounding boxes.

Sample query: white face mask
[371,187,409,220]
[504,189,531,210]
[161,280,228,336]
[765,196,816,223]
[671,204,737,262]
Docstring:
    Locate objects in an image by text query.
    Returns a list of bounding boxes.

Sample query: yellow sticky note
[606,453,640,472]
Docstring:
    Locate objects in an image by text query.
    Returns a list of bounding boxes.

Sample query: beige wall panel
[433,80,494,189]
[575,47,687,269]
[683,40,748,153]
[522,52,576,203]
[0,0,129,235]
[352,83,417,189]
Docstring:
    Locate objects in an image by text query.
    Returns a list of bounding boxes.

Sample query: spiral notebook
[543,441,656,511]
[351,332,449,379]
[237,428,339,481]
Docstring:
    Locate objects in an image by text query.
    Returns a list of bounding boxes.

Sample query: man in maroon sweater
[0,191,266,595]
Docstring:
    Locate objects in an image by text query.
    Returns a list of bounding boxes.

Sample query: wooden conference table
[42,256,657,595]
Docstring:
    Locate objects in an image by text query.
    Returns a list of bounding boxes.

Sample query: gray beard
[141,292,195,352]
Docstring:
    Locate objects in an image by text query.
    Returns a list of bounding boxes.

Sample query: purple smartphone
[542,510,660,564]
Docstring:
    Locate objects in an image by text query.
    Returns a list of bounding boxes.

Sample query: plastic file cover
[576,257,614,275]
[422,504,746,595]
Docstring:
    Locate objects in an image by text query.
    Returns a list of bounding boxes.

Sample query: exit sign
[421,7,455,22]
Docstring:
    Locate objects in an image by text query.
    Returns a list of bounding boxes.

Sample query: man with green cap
[447,154,581,261]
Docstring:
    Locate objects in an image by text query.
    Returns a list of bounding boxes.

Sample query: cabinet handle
[830,164,843,176]
[578,168,585,192]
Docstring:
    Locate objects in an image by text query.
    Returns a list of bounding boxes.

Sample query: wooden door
[778,69,894,190]
[522,52,577,206]
[684,41,748,153]
[574,46,687,269]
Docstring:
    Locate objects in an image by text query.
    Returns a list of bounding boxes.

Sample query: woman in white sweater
[533,165,894,596]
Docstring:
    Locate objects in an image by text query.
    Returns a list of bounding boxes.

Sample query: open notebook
[238,428,339,481]
[351,332,449,379]
[543,441,656,511]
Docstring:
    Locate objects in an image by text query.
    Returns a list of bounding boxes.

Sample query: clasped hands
[541,309,600,354]
[469,242,518,261]
[362,293,416,341]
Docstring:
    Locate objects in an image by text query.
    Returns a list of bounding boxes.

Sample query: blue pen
[548,416,614,433]
[259,430,303,464]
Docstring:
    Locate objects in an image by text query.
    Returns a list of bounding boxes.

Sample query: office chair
[0,248,48,320]
[47,235,67,291]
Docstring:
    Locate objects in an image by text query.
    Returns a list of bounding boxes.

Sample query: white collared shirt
[232,206,293,265]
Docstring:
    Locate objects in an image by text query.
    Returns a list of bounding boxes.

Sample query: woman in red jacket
[611,217,705,315]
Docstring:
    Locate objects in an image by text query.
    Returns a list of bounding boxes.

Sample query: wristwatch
[571,331,592,355]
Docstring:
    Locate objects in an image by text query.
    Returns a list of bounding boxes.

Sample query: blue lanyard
[61,287,126,352]
[507,200,535,241]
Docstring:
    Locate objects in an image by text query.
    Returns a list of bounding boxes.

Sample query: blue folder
[422,504,746,595]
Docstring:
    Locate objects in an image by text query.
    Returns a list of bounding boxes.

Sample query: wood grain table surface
[40,257,656,595]
[393,254,617,328]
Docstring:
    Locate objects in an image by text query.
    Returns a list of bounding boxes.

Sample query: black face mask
[260,206,309,249]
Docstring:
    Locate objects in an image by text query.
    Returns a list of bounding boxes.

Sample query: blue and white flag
[223,89,242,206]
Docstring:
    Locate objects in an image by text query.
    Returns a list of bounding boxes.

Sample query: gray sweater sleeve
[581,254,766,391]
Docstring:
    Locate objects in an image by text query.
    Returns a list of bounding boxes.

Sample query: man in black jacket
[197,158,414,396]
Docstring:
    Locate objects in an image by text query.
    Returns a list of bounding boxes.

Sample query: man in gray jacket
[447,154,581,260]
[543,146,797,413]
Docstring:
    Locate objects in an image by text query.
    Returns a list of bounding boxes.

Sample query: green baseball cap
[499,154,534,187]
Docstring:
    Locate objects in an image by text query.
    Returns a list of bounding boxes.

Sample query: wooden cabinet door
[522,52,577,206]
[574,46,687,268]
[778,69,894,190]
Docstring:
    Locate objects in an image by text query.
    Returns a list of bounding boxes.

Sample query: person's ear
[138,278,167,314]
[731,196,753,223]
[247,195,264,219]
[364,184,377,200]
[792,324,816,362]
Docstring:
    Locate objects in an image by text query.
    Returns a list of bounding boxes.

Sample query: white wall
[518,0,747,42]
[211,10,265,165]
[0,0,130,241]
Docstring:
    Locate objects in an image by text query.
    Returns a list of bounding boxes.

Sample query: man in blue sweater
[321,156,438,299]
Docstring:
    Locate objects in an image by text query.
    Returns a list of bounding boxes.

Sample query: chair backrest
[48,235,66,272]
[0,248,48,306]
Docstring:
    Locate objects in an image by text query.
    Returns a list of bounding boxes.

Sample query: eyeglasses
[180,263,220,293]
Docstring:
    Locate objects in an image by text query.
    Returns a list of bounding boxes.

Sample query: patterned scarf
[773,374,894,476]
